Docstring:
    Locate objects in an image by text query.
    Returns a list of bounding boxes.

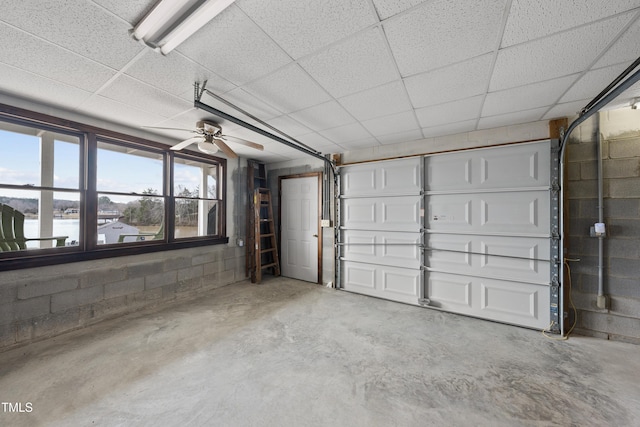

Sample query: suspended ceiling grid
[1,0,640,162]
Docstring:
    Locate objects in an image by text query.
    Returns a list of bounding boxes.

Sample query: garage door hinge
[551,229,560,241]
[551,180,560,194]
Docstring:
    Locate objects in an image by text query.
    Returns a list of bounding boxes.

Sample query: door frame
[278,172,322,284]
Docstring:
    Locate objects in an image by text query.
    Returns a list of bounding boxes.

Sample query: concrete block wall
[566,109,640,344]
[0,244,245,350]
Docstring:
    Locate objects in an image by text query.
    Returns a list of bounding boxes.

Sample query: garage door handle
[313,234,318,238]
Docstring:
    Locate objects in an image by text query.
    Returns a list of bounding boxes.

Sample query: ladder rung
[261,248,276,254]
[260,219,272,222]
[260,263,277,269]
[259,233,275,238]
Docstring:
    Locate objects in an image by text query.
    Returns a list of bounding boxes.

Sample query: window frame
[0,103,228,271]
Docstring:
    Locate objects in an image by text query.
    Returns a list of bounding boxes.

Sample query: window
[0,121,82,250]
[0,105,227,268]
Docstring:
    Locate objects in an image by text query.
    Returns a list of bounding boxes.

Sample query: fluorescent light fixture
[132,0,236,55]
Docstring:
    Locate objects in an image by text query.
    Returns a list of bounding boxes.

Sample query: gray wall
[566,109,640,344]
[0,245,245,350]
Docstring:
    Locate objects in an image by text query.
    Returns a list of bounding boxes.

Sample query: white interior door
[281,176,319,283]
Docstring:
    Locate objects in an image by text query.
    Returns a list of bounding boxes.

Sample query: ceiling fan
[145,120,264,158]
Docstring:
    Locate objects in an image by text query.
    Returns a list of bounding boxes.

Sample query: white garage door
[339,158,422,305]
[339,141,559,330]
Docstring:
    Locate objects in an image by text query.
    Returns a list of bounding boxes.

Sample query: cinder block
[609,177,640,198]
[606,218,640,237]
[145,271,177,290]
[569,255,598,276]
[604,199,640,219]
[32,309,81,340]
[84,296,129,323]
[0,284,16,305]
[0,323,15,349]
[219,269,235,285]
[567,162,581,181]
[224,258,236,271]
[579,310,640,339]
[566,179,598,199]
[127,261,164,279]
[609,138,640,159]
[80,268,127,289]
[580,161,596,180]
[567,142,597,162]
[607,238,639,259]
[192,251,222,266]
[51,286,103,313]
[203,261,223,276]
[176,277,203,295]
[163,257,191,272]
[104,277,145,299]
[609,296,640,318]
[609,257,640,279]
[604,158,640,179]
[178,265,203,282]
[1,296,51,324]
[17,277,78,300]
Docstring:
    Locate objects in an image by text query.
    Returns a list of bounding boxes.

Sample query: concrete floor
[0,278,638,427]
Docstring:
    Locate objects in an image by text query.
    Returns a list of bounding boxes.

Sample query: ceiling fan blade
[221,134,264,151]
[170,136,202,151]
[213,138,238,159]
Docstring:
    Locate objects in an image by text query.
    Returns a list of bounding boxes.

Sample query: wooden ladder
[252,188,280,283]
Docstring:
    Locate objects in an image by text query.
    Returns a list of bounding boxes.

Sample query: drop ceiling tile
[483,75,578,117]
[595,17,640,68]
[478,107,548,130]
[372,0,430,20]
[502,0,640,47]
[339,137,380,149]
[99,75,192,118]
[322,123,373,143]
[0,63,92,110]
[91,0,156,25]
[0,22,116,92]
[296,132,338,151]
[0,0,144,69]
[244,64,331,114]
[236,0,376,59]
[362,111,419,136]
[384,0,507,76]
[377,129,424,145]
[125,51,235,97]
[338,81,412,121]
[80,95,170,129]
[288,101,355,132]
[176,5,291,86]
[299,27,398,98]
[542,99,591,120]
[267,116,312,138]
[491,13,634,91]
[560,63,630,103]
[405,54,494,108]
[211,88,283,121]
[421,120,477,138]
[415,96,484,128]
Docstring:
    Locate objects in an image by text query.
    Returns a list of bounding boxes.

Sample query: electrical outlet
[321,219,331,227]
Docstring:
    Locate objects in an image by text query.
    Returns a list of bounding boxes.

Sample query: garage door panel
[427,272,549,329]
[342,158,421,197]
[343,196,422,232]
[426,255,549,284]
[343,230,420,268]
[425,142,550,191]
[426,191,549,235]
[342,261,420,305]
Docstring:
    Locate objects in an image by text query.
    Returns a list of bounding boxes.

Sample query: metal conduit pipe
[596,117,607,308]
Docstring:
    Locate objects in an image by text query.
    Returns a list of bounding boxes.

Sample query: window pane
[0,188,80,250]
[174,159,218,199]
[97,141,164,194]
[0,122,80,189]
[174,199,219,238]
[97,194,164,245]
